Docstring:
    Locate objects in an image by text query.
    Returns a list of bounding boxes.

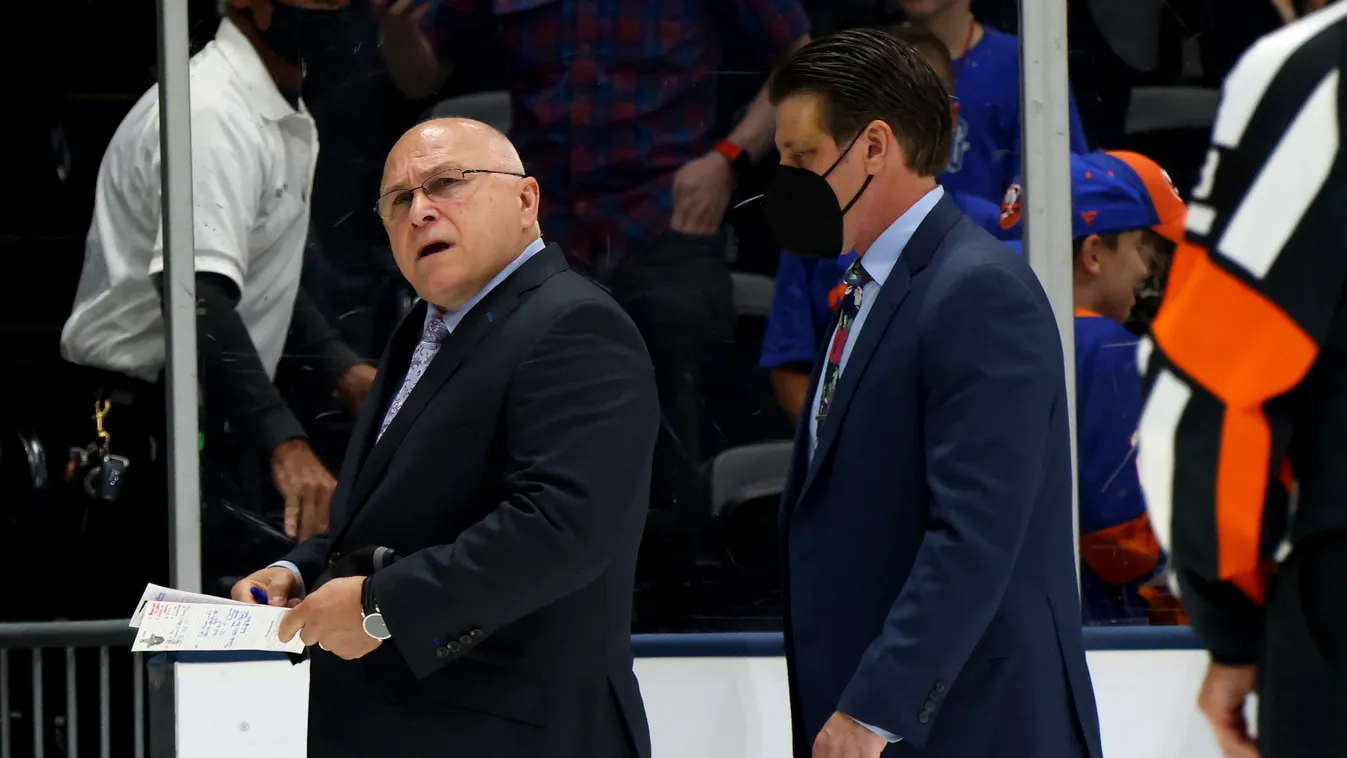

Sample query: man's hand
[670,151,735,235]
[813,711,889,758]
[1197,661,1260,758]
[230,566,302,608]
[271,439,336,540]
[278,576,381,661]
[337,363,377,415]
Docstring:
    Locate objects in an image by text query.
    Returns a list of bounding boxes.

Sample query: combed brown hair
[768,27,953,178]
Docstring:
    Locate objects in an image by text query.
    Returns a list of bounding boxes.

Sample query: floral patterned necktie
[815,260,871,446]
[377,309,449,442]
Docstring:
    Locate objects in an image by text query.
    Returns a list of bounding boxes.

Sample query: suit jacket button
[918,712,931,724]
[931,689,945,702]
[435,647,450,659]
[470,629,484,639]
[934,681,947,693]
[459,635,473,646]
[446,641,461,653]
[923,701,936,714]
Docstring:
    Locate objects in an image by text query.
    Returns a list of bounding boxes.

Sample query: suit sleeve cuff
[850,715,902,743]
[268,560,306,597]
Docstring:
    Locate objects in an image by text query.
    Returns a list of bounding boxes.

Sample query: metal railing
[0,620,143,758]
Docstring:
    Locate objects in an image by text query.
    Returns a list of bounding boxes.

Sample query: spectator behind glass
[759,27,1016,422]
[57,0,375,605]
[374,0,810,268]
[372,0,812,615]
[1002,151,1187,626]
[899,0,1091,202]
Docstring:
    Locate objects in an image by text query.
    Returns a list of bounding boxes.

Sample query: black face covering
[762,137,874,259]
[259,2,346,68]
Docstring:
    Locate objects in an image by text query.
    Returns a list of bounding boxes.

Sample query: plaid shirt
[425,0,809,265]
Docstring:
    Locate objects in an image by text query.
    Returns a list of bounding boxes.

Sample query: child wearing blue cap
[1001,151,1187,626]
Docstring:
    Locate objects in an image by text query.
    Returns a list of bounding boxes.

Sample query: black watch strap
[360,576,378,615]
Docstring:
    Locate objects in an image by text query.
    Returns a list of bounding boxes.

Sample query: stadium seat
[710,441,793,520]
[1125,86,1220,134]
[427,90,512,134]
[731,271,775,319]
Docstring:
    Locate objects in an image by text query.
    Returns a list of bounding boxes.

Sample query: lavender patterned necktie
[377,310,449,442]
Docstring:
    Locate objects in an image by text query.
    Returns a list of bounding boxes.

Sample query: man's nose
[408,190,440,225]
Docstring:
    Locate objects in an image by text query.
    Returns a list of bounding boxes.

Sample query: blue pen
[250,586,269,604]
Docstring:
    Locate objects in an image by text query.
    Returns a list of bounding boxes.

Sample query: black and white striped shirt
[1137,1,1347,665]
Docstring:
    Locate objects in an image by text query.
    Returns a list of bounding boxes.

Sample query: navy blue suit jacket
[779,195,1104,757]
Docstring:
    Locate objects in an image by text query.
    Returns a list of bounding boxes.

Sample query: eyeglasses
[374,168,527,220]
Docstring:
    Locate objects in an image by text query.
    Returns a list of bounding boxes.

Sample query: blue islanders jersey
[941,25,1091,203]
[1075,309,1167,625]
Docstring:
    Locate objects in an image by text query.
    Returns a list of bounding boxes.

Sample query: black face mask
[259,2,344,69]
[762,137,873,259]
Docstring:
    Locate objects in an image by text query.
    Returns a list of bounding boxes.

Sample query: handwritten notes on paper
[129,584,305,654]
[131,583,254,627]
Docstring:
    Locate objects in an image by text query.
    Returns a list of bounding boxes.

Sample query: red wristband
[714,139,744,163]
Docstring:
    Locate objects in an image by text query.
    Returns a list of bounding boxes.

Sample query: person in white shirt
[58,0,374,605]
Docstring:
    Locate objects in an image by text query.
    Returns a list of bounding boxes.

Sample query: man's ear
[519,176,541,229]
[949,101,961,128]
[863,119,894,171]
[1077,234,1106,275]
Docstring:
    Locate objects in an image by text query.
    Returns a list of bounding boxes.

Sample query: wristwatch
[360,577,392,641]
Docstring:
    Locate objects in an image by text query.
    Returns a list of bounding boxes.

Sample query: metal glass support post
[1018,0,1081,588]
[156,0,202,593]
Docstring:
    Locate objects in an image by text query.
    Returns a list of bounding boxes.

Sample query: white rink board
[174,649,1228,758]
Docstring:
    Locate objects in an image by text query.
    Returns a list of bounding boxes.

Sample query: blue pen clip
[250,586,269,604]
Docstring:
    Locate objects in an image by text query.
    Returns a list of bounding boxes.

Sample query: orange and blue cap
[999,151,1186,243]
[1107,150,1187,244]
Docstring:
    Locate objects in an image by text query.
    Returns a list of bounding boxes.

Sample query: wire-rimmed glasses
[374,168,527,220]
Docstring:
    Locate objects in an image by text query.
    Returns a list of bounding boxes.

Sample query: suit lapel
[794,194,965,507]
[336,245,570,539]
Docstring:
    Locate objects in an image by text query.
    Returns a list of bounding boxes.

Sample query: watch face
[362,612,391,640]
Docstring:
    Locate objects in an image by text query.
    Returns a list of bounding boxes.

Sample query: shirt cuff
[852,716,901,743]
[254,406,308,456]
[268,560,306,597]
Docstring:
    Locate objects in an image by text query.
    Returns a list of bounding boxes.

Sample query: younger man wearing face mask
[759,27,1015,421]
[1002,150,1188,626]
[58,0,371,604]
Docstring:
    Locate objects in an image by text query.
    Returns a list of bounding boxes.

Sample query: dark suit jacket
[780,195,1104,757]
[283,244,658,758]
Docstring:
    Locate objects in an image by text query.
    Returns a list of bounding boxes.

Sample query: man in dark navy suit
[759,29,1103,758]
[231,118,658,758]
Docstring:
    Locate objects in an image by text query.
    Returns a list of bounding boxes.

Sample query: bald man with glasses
[232,117,659,758]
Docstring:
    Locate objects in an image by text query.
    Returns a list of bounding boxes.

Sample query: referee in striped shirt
[1137,1,1347,756]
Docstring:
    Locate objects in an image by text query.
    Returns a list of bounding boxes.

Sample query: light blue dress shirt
[803,187,944,745]
[270,237,548,595]
[807,186,944,457]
